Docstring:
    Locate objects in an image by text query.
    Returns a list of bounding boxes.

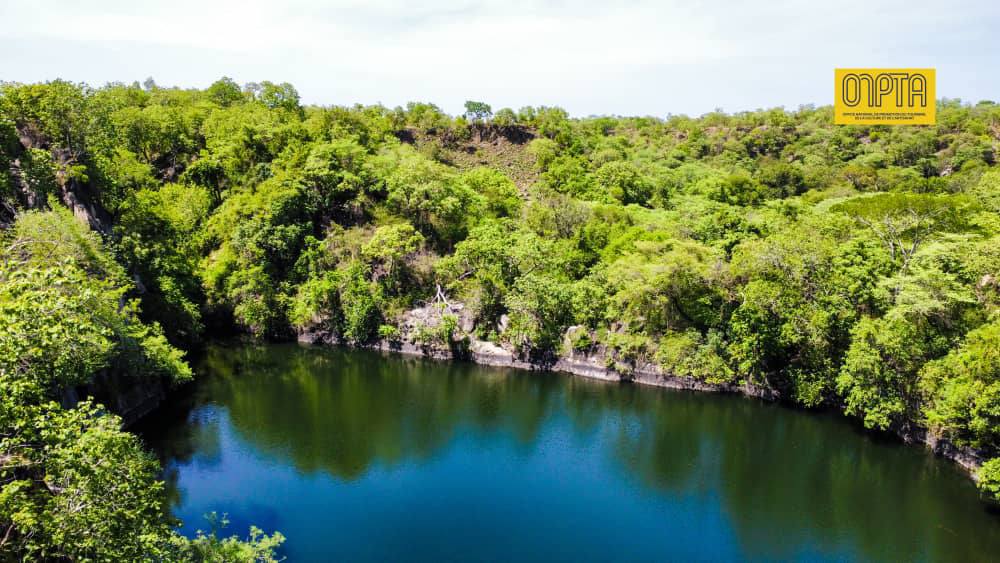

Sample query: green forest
[1,78,1000,560]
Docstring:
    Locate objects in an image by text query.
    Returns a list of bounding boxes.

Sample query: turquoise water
[141,344,1000,562]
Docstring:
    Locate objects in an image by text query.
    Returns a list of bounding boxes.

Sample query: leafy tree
[837,316,926,430]
[604,237,723,336]
[463,100,492,122]
[0,80,90,158]
[832,193,977,270]
[207,76,245,107]
[258,81,301,113]
[920,319,1000,450]
[492,107,517,127]
[362,222,424,289]
[527,138,559,169]
[0,211,281,562]
[377,146,483,246]
[2,210,191,393]
[504,273,574,354]
[656,329,734,384]
[971,169,1000,213]
[837,264,976,430]
[710,173,767,207]
[979,458,1000,502]
[458,167,520,218]
[341,262,384,343]
[1,400,170,560]
[594,161,652,205]
[756,160,806,198]
[728,216,891,402]
[115,184,211,346]
[3,78,1000,529]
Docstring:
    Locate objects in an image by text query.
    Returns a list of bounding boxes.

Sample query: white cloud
[1,0,997,115]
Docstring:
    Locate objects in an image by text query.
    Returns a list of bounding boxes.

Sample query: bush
[978,458,1000,502]
[656,330,735,384]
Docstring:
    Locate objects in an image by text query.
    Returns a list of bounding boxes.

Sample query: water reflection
[143,343,1000,562]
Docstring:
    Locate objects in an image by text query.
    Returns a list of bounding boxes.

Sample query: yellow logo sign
[834,68,935,125]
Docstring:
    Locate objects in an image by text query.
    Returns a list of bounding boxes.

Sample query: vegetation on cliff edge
[1,78,999,558]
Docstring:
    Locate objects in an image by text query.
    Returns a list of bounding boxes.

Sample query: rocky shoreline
[298,315,989,481]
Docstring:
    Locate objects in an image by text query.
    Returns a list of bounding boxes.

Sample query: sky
[1,0,998,117]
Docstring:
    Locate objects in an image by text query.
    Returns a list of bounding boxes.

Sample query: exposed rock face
[5,125,114,234]
[56,174,113,235]
[299,301,475,360]
[61,371,169,427]
[398,301,475,337]
[910,427,988,477]
[298,301,786,397]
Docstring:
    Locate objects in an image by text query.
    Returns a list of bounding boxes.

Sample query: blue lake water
[141,344,1000,561]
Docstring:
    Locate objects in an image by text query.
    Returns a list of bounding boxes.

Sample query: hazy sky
[2,0,998,117]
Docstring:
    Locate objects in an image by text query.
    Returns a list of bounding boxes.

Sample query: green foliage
[2,79,1000,533]
[971,169,1000,213]
[0,264,122,398]
[10,205,124,279]
[832,193,977,270]
[377,145,484,247]
[727,216,891,403]
[0,80,90,156]
[656,330,734,384]
[459,167,520,218]
[377,323,401,341]
[290,270,343,333]
[438,219,558,332]
[1,211,192,398]
[0,401,171,560]
[362,223,424,282]
[564,325,592,351]
[0,210,282,562]
[836,260,976,430]
[115,183,211,345]
[413,312,459,347]
[604,237,724,336]
[20,148,59,199]
[921,319,1000,450]
[979,458,1000,502]
[398,102,450,132]
[227,263,289,337]
[837,316,924,430]
[207,77,245,107]
[595,161,652,205]
[341,263,384,343]
[504,274,575,353]
[463,100,492,122]
[257,81,301,113]
[603,331,653,372]
[176,515,285,562]
[710,173,767,207]
[527,138,559,169]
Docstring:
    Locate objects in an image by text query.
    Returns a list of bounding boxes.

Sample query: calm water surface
[140,344,1000,562]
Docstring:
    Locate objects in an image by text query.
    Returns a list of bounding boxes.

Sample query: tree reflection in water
[141,343,1000,562]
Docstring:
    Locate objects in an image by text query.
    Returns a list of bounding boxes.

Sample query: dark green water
[141,344,1000,562]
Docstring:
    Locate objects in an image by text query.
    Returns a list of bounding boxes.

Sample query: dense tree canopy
[0,208,282,560]
[1,77,999,558]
